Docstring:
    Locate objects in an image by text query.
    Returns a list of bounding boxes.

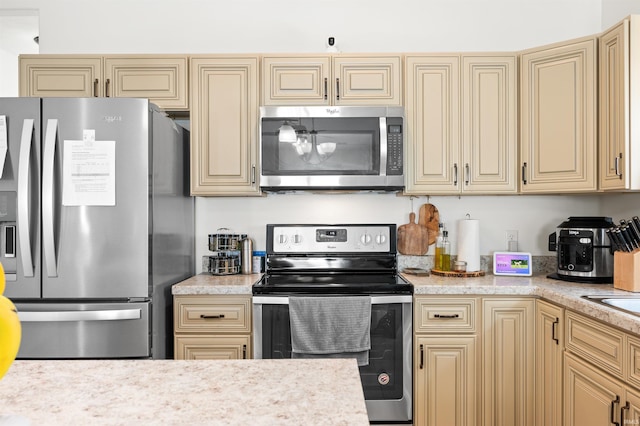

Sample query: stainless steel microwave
[259,106,404,191]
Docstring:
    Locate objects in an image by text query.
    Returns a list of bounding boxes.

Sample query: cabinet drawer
[174,296,251,333]
[565,310,624,378]
[175,335,251,360]
[414,297,477,333]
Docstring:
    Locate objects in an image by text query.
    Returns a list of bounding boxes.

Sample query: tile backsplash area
[398,255,556,275]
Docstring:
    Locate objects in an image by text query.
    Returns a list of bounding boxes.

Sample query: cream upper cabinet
[103,56,188,110]
[189,56,260,196]
[535,300,564,426]
[519,37,597,193]
[404,54,517,195]
[599,16,640,191]
[20,55,103,97]
[482,297,535,426]
[262,54,402,106]
[19,55,189,110]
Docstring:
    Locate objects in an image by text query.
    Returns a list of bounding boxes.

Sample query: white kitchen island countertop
[0,359,369,426]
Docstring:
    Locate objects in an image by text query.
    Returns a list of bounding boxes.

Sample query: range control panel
[269,224,393,253]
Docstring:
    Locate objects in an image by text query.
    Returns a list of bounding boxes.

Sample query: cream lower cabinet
[535,300,564,426]
[519,36,597,193]
[189,56,260,196]
[599,16,640,191]
[414,297,479,426]
[563,309,640,426]
[174,295,252,360]
[564,352,640,426]
[482,297,535,426]
[262,54,402,106]
[404,54,517,195]
[19,54,189,110]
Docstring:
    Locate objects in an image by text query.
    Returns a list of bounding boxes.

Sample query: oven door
[253,295,412,423]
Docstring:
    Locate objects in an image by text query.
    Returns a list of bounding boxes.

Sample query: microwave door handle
[17,119,35,277]
[43,119,58,278]
[379,117,388,176]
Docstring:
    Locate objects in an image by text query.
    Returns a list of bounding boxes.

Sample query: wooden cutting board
[418,203,440,245]
[397,212,430,255]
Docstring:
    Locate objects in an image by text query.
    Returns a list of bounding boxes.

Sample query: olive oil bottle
[435,224,451,271]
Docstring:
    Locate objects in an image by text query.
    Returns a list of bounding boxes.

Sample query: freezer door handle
[43,119,58,277]
[18,308,142,322]
[17,119,35,277]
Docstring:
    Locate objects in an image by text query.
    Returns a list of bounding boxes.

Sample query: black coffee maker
[548,216,614,283]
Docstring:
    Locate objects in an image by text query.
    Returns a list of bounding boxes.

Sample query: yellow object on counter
[0,262,21,380]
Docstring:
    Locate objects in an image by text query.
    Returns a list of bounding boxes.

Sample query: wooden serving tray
[430,269,486,278]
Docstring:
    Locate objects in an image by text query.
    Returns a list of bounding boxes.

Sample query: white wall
[602,0,640,28]
[3,0,640,266]
[0,10,38,97]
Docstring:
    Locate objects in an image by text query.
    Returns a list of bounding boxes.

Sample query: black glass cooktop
[252,273,414,295]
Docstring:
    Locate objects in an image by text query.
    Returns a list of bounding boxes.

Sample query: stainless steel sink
[582,295,640,315]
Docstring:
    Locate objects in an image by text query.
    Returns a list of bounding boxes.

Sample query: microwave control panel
[386,117,403,175]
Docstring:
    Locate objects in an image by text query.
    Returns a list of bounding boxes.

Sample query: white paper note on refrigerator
[0,115,7,178]
[62,139,116,206]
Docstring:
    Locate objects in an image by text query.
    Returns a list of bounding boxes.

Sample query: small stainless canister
[241,238,253,274]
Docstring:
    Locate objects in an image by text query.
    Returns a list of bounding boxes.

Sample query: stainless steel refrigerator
[0,97,194,359]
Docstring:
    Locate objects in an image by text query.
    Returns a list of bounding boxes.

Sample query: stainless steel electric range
[252,224,413,424]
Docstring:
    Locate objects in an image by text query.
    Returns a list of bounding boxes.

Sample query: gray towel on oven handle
[289,296,371,366]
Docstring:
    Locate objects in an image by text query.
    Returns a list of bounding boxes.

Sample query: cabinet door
[520,37,597,193]
[190,56,260,196]
[175,335,250,360]
[404,55,460,194]
[623,387,640,426]
[598,18,640,191]
[262,56,331,105]
[415,335,478,426]
[461,55,517,194]
[482,298,535,426]
[564,352,624,426]
[535,300,564,426]
[332,55,402,106]
[103,56,188,110]
[19,55,103,97]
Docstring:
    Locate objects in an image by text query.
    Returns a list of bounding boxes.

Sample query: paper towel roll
[457,219,480,272]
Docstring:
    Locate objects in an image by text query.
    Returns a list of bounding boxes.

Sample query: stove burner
[253,273,413,295]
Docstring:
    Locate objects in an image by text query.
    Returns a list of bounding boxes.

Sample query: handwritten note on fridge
[62,139,116,206]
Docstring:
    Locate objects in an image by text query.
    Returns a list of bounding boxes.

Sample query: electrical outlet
[506,230,518,251]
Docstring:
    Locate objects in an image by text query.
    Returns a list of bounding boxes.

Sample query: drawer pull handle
[611,395,620,426]
[200,314,225,319]
[552,318,559,345]
[621,401,629,426]
[434,314,460,319]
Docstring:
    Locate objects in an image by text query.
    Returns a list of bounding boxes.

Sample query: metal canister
[241,238,253,274]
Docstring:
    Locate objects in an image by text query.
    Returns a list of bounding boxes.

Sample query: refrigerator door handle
[18,309,142,322]
[17,119,35,277]
[43,119,58,277]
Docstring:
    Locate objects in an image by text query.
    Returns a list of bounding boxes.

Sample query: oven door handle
[252,295,413,305]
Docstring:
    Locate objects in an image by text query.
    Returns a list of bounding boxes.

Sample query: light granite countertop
[173,272,640,336]
[0,359,369,426]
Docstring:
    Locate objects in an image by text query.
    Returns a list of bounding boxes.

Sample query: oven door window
[261,303,404,400]
[261,117,380,175]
